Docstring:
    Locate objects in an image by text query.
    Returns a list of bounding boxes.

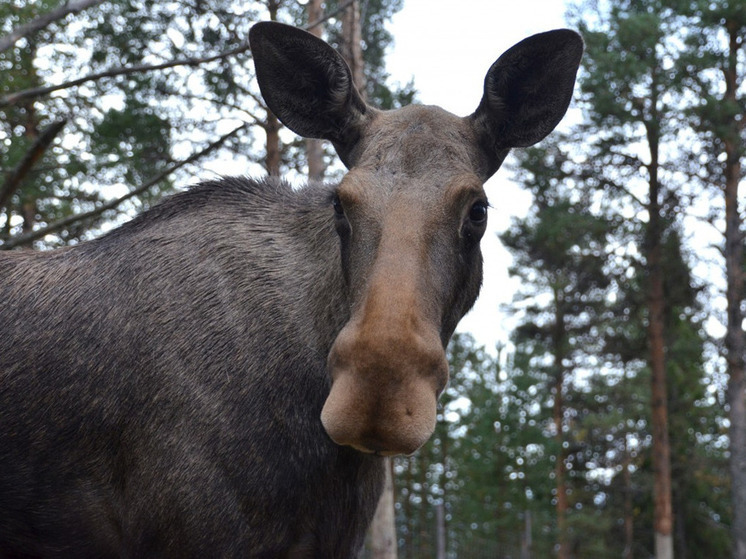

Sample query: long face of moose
[250,22,582,455]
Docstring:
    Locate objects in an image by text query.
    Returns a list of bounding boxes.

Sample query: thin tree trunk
[403,456,414,558]
[305,0,325,182]
[649,256,673,559]
[264,0,281,177]
[418,444,429,555]
[646,113,674,559]
[265,113,281,177]
[723,19,746,559]
[552,289,570,559]
[521,510,533,559]
[623,439,634,559]
[553,371,569,559]
[435,502,446,559]
[371,458,397,559]
[340,0,366,101]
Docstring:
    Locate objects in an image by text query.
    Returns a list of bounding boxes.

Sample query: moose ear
[469,29,583,177]
[249,21,371,167]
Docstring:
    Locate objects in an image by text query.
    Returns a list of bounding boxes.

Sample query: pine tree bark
[264,0,281,177]
[553,374,569,559]
[552,294,570,559]
[435,502,446,559]
[722,19,746,559]
[645,113,674,559]
[305,0,325,182]
[623,444,634,559]
[264,111,281,177]
[371,458,397,559]
[340,0,366,101]
[521,510,533,559]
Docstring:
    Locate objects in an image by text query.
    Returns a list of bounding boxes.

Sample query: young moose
[0,22,582,557]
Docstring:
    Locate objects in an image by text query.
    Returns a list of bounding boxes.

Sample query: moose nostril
[323,319,448,455]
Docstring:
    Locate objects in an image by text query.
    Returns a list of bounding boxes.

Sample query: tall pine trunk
[553,370,569,559]
[623,440,634,559]
[371,459,397,559]
[722,19,746,559]
[552,288,570,559]
[305,0,325,182]
[340,0,366,99]
[263,0,281,177]
[645,112,674,559]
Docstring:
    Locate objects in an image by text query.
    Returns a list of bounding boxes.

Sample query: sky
[384,0,571,351]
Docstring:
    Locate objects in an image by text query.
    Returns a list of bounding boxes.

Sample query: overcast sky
[385,0,571,351]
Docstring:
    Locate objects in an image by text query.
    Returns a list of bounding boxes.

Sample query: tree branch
[0,0,105,54]
[1,123,248,250]
[0,4,358,109]
[0,119,67,212]
[0,42,252,108]
[305,0,355,31]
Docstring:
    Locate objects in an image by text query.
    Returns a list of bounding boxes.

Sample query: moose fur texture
[0,22,582,557]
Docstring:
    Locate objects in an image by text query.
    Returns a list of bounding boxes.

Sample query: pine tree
[670,3,746,555]
[502,138,614,557]
[570,3,691,554]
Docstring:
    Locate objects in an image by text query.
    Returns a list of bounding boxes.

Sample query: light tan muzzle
[322,304,449,456]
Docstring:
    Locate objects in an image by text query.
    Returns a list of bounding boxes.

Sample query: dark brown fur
[0,23,582,557]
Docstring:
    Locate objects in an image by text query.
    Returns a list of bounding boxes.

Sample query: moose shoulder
[0,22,582,557]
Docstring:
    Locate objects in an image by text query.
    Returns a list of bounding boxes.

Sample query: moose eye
[469,201,488,224]
[332,194,345,216]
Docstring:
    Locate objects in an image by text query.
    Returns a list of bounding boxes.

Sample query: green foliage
[391,1,732,552]
[0,0,409,247]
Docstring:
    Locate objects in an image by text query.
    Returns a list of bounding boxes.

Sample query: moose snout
[321,321,449,456]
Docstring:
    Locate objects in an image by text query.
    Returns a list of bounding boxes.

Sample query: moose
[0,22,582,557]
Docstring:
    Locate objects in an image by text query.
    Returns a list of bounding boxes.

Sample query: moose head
[250,22,582,456]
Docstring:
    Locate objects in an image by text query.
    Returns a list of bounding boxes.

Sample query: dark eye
[469,201,488,224]
[332,194,344,216]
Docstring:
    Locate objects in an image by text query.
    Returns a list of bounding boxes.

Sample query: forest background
[1,0,745,558]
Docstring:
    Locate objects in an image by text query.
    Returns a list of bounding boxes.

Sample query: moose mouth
[322,318,448,457]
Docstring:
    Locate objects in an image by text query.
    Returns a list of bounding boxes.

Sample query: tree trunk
[305,0,325,182]
[521,510,533,559]
[435,502,446,559]
[553,371,569,559]
[649,247,673,559]
[264,112,281,177]
[552,289,570,559]
[723,19,746,559]
[646,116,674,559]
[264,0,281,177]
[623,441,634,559]
[340,0,366,101]
[418,444,429,555]
[371,458,397,559]
[403,456,414,558]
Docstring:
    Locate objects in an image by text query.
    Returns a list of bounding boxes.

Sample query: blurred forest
[1,0,744,558]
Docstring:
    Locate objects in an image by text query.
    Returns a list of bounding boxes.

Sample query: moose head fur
[250,22,583,456]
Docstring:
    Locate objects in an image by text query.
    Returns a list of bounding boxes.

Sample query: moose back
[0,22,582,557]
